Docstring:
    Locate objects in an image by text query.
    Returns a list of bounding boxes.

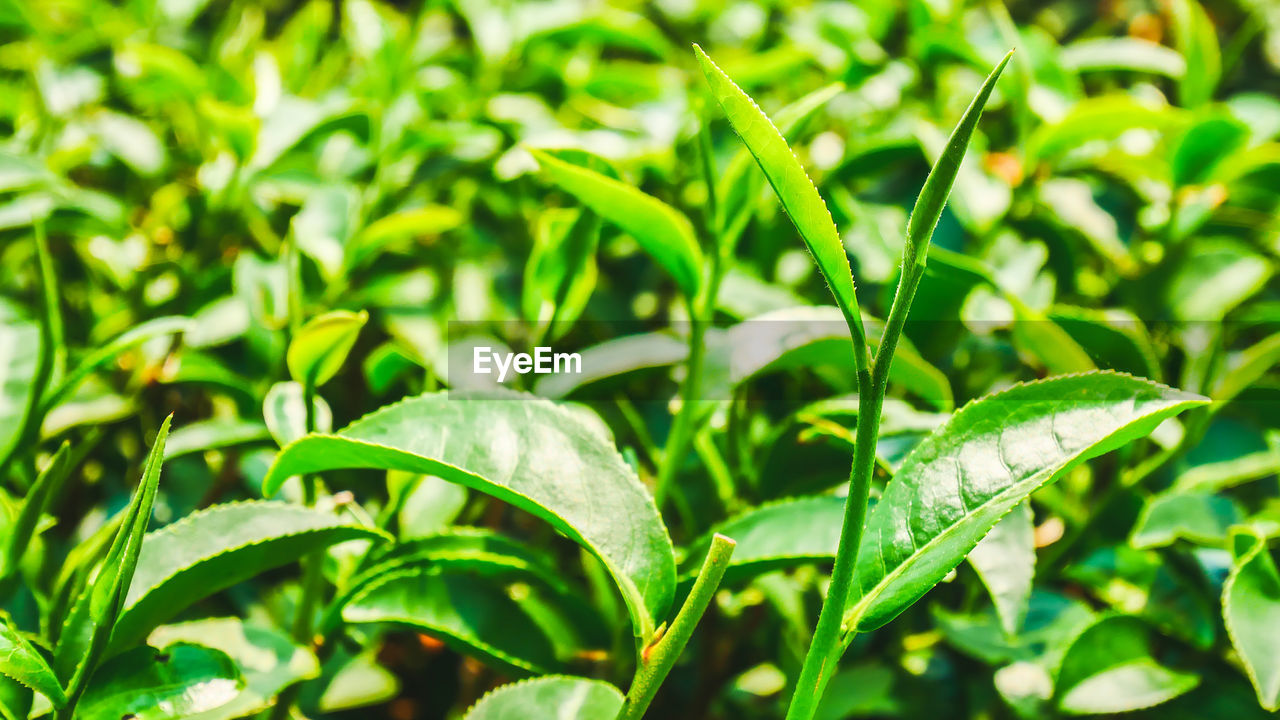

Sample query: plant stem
[654,120,727,512]
[785,262,925,720]
[616,534,735,720]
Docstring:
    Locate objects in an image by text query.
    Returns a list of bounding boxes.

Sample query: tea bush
[1,1,1279,719]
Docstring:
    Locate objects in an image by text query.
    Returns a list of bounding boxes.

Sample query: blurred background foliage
[2,0,1279,718]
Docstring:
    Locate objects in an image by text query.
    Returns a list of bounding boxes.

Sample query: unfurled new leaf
[54,415,171,701]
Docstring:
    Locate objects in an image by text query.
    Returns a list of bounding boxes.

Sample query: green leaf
[109,500,390,652]
[523,207,599,339]
[529,149,702,298]
[262,390,676,642]
[1166,239,1270,322]
[0,301,41,465]
[903,50,1011,267]
[1130,492,1240,549]
[263,381,334,447]
[76,643,242,720]
[54,415,171,701]
[1055,616,1198,714]
[148,618,320,720]
[351,205,463,268]
[0,613,65,706]
[967,500,1035,636]
[342,566,561,674]
[1223,530,1280,710]
[1,442,71,581]
[683,496,845,584]
[695,45,860,328]
[1060,38,1187,78]
[716,81,844,246]
[163,418,271,460]
[847,372,1207,631]
[463,676,624,720]
[1171,0,1221,106]
[1212,332,1280,406]
[287,310,368,387]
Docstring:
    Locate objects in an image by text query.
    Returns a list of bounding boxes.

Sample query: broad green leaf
[1060,38,1187,78]
[1027,96,1180,162]
[149,618,320,720]
[76,643,242,720]
[342,566,560,674]
[968,500,1035,636]
[529,149,702,297]
[1223,530,1280,710]
[1,442,71,581]
[1055,616,1198,714]
[695,45,860,328]
[0,302,40,465]
[1130,492,1240,549]
[683,496,845,584]
[54,416,171,699]
[262,390,676,641]
[109,501,390,651]
[287,310,368,388]
[463,675,624,720]
[1166,239,1271,322]
[163,418,271,460]
[847,372,1207,631]
[263,381,334,447]
[0,613,64,706]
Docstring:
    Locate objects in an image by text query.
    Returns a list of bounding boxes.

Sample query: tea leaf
[0,302,41,464]
[1055,616,1198,713]
[54,415,171,700]
[148,618,320,720]
[163,418,271,460]
[847,372,1207,631]
[76,643,242,720]
[109,501,390,651]
[529,149,702,298]
[683,496,844,584]
[1130,492,1240,549]
[0,613,64,706]
[287,310,368,388]
[967,501,1034,636]
[695,45,860,329]
[904,50,1011,268]
[342,566,561,674]
[1,442,71,581]
[1224,530,1280,710]
[262,390,676,641]
[463,675,624,720]
[263,381,334,447]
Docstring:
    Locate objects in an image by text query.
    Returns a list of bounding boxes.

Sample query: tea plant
[2,1,1280,719]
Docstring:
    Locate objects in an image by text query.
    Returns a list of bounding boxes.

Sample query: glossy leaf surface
[848,373,1207,631]
[463,675,624,720]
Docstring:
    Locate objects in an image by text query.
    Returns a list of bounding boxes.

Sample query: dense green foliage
[2,0,1280,718]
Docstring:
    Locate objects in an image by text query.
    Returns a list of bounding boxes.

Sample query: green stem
[786,262,925,720]
[615,534,735,720]
[654,120,728,511]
